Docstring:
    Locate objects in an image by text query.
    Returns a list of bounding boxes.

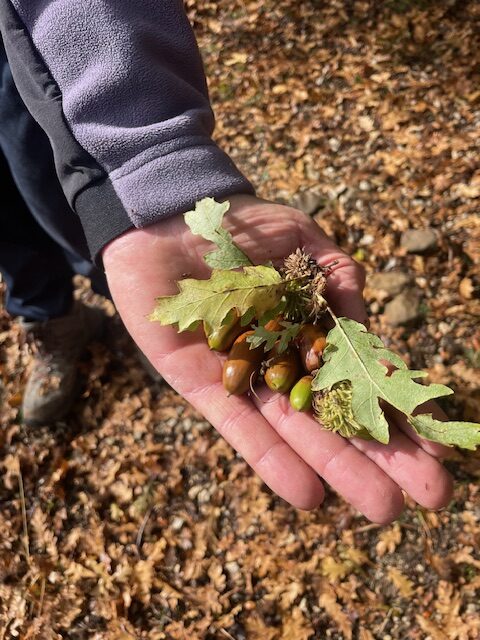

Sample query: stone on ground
[400,228,438,253]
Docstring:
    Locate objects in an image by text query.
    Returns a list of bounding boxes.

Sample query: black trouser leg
[0,149,75,321]
[0,40,110,320]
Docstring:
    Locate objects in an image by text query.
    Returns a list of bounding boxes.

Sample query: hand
[102,194,453,523]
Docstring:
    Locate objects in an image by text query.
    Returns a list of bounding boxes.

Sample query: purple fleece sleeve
[1,0,254,260]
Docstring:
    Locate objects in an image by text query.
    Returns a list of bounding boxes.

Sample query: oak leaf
[246,321,301,353]
[149,265,284,332]
[184,197,251,269]
[321,556,352,583]
[280,606,314,640]
[376,523,402,557]
[387,567,414,598]
[313,318,480,448]
[408,414,480,450]
[319,587,353,640]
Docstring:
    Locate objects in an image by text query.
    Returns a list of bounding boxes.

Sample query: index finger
[150,336,326,511]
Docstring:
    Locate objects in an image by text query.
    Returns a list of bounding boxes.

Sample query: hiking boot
[20,302,105,426]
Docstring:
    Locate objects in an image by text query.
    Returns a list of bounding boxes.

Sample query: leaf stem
[18,462,30,565]
[325,302,338,323]
[324,303,384,394]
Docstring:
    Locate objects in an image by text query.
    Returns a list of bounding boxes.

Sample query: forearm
[0,0,254,263]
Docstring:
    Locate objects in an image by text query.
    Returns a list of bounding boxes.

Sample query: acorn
[296,324,327,373]
[204,310,243,351]
[222,331,265,396]
[264,345,300,394]
[290,375,313,411]
[264,316,284,332]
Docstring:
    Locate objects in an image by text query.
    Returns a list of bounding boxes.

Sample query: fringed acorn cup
[312,381,373,440]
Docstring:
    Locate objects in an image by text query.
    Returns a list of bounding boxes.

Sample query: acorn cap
[282,248,320,281]
[312,381,372,439]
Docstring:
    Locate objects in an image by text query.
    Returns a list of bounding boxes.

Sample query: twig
[17,462,30,564]
[325,302,337,322]
[416,508,432,541]
[119,623,137,638]
[353,523,382,534]
[375,607,393,635]
[320,259,340,275]
[38,577,46,617]
[395,198,408,216]
[136,507,154,549]
[220,629,237,640]
[248,370,277,404]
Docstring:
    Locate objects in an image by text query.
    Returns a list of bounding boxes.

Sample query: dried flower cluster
[281,248,328,322]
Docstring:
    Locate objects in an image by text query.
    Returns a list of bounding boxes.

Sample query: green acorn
[312,381,372,440]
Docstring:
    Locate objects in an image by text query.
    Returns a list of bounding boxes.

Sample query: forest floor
[0,1,479,638]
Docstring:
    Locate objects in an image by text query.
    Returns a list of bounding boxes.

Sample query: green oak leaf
[257,300,287,325]
[239,299,287,328]
[184,198,252,269]
[312,318,453,443]
[149,265,284,332]
[239,306,257,327]
[408,414,480,450]
[246,322,301,353]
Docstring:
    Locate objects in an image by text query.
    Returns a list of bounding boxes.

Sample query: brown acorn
[296,324,327,373]
[264,344,300,394]
[222,331,265,396]
[263,316,284,332]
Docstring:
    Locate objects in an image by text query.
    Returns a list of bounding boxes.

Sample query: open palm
[103,194,453,523]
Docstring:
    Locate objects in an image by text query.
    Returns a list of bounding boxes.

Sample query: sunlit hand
[102,194,453,524]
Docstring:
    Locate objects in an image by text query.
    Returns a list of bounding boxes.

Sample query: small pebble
[178,538,192,551]
[225,561,240,576]
[368,272,411,297]
[360,233,375,246]
[291,190,325,215]
[171,516,185,532]
[438,321,450,335]
[384,289,422,326]
[400,228,438,253]
[328,137,341,152]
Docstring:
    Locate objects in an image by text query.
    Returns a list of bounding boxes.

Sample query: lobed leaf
[184,198,252,269]
[312,318,453,443]
[149,265,285,333]
[246,322,301,353]
[408,414,480,450]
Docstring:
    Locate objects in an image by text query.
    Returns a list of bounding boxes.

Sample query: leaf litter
[1,0,480,638]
